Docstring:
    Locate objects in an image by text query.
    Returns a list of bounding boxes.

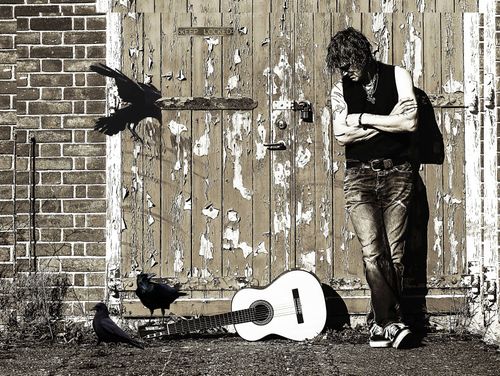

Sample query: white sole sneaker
[369,338,392,348]
[392,327,412,349]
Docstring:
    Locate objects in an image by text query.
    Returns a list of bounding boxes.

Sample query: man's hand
[390,98,418,116]
[346,113,361,128]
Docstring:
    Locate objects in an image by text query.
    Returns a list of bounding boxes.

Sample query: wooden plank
[440,14,465,277]
[269,8,295,279]
[422,12,444,279]
[220,10,254,284]
[392,12,423,89]
[156,97,258,110]
[221,0,252,12]
[455,0,479,12]
[135,0,155,12]
[338,0,370,12]
[463,14,481,274]
[313,12,334,282]
[331,14,363,282]
[154,0,187,12]
[361,12,392,65]
[318,1,337,12]
[295,0,319,12]
[251,12,272,287]
[160,12,193,282]
[294,12,317,277]
[190,11,223,298]
[123,289,470,318]
[435,0,455,12]
[140,12,162,278]
[121,13,145,278]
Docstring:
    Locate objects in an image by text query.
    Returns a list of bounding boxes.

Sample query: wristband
[359,113,366,130]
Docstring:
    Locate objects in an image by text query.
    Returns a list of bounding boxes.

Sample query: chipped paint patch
[273,161,291,188]
[296,202,313,225]
[234,49,241,65]
[168,120,187,136]
[255,114,267,160]
[321,107,331,172]
[254,242,268,256]
[226,112,252,200]
[202,204,220,219]
[372,13,389,63]
[443,76,464,94]
[174,249,183,273]
[300,251,316,273]
[227,210,239,222]
[403,13,423,85]
[193,113,212,156]
[296,145,312,168]
[273,203,291,234]
[226,75,239,92]
[199,233,214,260]
[380,0,395,12]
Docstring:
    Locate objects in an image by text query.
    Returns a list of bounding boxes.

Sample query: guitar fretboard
[144,307,259,338]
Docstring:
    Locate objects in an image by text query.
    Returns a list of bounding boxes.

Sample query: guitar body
[231,269,327,341]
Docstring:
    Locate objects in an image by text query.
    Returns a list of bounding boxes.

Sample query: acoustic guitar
[139,269,327,342]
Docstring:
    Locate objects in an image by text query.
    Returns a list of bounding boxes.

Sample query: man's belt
[346,158,408,171]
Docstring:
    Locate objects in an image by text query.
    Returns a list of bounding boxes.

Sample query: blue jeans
[344,161,413,327]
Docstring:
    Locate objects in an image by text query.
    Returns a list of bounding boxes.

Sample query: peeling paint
[403,13,423,85]
[199,233,214,260]
[321,107,331,172]
[226,112,252,200]
[273,203,291,235]
[254,242,268,256]
[168,119,187,136]
[300,251,316,273]
[417,0,426,12]
[202,204,220,219]
[233,49,241,65]
[372,13,389,63]
[296,202,313,226]
[380,0,395,12]
[193,113,213,156]
[255,114,267,160]
[244,264,252,278]
[227,210,239,222]
[226,74,239,93]
[184,197,191,210]
[443,76,464,94]
[273,161,291,189]
[295,145,311,168]
[174,249,183,273]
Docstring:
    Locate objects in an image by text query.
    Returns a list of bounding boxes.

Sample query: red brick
[75,74,85,86]
[0,35,13,49]
[87,46,106,59]
[41,88,62,100]
[63,144,105,157]
[74,17,85,30]
[63,199,106,213]
[36,157,73,170]
[29,101,72,115]
[0,51,16,64]
[86,101,106,114]
[63,229,105,243]
[63,116,97,129]
[0,6,14,19]
[17,88,40,100]
[0,20,16,34]
[36,185,73,199]
[86,17,106,31]
[40,199,62,213]
[16,32,41,45]
[36,214,74,227]
[86,157,106,170]
[63,59,93,72]
[40,144,62,157]
[17,59,41,72]
[41,116,61,128]
[0,112,16,125]
[41,171,61,184]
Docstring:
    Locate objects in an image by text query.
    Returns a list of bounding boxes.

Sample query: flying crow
[90,63,161,142]
[136,272,187,321]
[91,302,144,349]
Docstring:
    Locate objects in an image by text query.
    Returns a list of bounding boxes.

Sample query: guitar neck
[144,307,256,339]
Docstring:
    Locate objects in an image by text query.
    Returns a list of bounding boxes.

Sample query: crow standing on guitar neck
[136,272,188,322]
[90,63,161,143]
[91,302,144,349]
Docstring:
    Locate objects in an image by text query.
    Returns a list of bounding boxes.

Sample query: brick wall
[0,0,107,315]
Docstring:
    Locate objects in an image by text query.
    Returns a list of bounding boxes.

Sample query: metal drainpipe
[12,131,17,274]
[29,133,36,273]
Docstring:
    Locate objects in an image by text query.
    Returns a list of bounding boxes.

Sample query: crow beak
[90,305,97,311]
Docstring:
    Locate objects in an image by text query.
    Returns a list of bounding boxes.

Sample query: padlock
[297,101,313,123]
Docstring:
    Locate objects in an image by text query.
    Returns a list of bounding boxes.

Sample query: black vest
[343,62,412,161]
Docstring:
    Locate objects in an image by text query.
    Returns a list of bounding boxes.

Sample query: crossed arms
[331,66,418,146]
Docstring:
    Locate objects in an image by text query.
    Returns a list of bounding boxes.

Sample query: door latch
[272,100,313,123]
[264,142,287,151]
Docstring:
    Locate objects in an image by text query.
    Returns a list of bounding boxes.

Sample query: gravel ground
[0,330,499,376]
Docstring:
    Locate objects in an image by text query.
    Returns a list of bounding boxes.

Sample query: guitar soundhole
[250,300,273,326]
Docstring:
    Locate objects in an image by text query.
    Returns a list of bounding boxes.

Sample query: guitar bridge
[292,288,304,324]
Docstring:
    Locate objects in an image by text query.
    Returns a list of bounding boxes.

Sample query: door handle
[264,142,286,151]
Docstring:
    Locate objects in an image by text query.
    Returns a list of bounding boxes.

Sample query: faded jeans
[344,161,413,327]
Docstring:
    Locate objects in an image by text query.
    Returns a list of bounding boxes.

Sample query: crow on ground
[91,302,144,349]
[136,272,187,321]
[90,63,161,142]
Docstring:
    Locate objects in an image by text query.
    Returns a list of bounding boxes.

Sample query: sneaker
[369,324,392,348]
[384,322,412,349]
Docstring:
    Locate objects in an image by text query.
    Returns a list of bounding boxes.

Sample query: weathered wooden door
[116,2,478,318]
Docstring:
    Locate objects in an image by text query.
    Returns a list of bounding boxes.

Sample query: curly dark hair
[326,27,374,72]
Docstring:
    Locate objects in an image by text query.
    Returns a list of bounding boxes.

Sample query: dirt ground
[0,329,499,376]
